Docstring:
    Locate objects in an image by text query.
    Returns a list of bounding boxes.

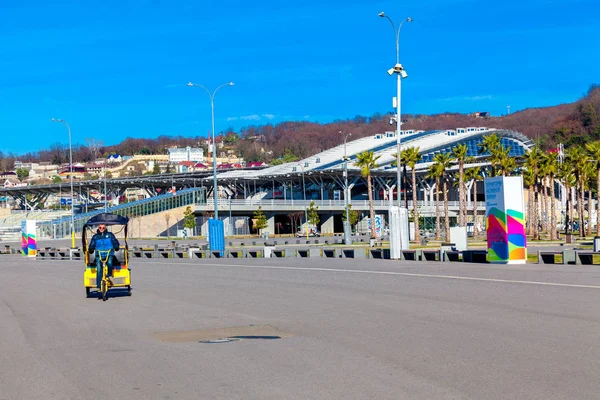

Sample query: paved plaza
[2,257,600,399]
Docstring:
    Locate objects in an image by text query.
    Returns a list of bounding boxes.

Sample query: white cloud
[240,114,261,121]
[227,114,276,122]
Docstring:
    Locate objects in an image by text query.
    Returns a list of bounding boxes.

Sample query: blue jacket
[89,230,120,252]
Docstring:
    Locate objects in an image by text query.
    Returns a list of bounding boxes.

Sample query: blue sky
[0,0,598,155]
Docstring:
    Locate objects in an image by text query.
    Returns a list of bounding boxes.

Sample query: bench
[402,249,417,261]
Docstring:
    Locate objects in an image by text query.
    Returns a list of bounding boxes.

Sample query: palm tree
[524,148,542,240]
[523,168,537,238]
[585,161,595,237]
[433,152,454,241]
[452,144,468,227]
[497,146,516,177]
[542,152,559,240]
[427,163,443,241]
[586,141,600,235]
[558,161,576,235]
[538,155,549,236]
[401,147,422,242]
[355,151,380,238]
[465,166,483,235]
[478,134,502,176]
[568,147,589,237]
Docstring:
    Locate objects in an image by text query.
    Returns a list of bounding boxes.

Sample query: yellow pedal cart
[82,213,131,301]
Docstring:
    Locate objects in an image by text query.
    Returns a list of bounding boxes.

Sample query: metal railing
[198,199,486,209]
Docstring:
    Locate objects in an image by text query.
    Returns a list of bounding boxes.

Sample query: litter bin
[594,237,600,252]
[565,234,573,244]
[369,238,376,247]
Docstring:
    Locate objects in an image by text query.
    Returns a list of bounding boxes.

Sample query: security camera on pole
[379,12,412,259]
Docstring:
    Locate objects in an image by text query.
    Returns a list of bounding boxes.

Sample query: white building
[168,146,204,163]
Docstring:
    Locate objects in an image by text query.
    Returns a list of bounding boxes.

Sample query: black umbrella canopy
[82,213,129,251]
[84,213,129,227]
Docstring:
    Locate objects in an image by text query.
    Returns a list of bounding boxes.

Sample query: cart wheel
[127,286,132,296]
[101,280,108,301]
[86,287,91,298]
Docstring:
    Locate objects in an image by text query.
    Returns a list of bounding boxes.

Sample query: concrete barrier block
[422,250,440,262]
[247,250,262,258]
[402,250,417,261]
[369,249,383,259]
[341,248,355,258]
[323,248,337,258]
[296,249,309,258]
[227,249,245,258]
[562,250,576,265]
[272,249,285,258]
[211,250,224,258]
[310,248,322,258]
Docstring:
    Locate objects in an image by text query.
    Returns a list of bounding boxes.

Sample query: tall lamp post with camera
[378,12,413,257]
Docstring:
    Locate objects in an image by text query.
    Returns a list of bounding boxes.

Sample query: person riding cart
[88,223,120,292]
[83,213,132,300]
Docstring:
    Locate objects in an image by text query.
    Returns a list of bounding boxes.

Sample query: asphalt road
[2,257,600,399]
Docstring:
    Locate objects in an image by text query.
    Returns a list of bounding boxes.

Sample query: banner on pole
[484,176,527,264]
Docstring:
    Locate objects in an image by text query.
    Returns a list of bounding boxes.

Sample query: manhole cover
[154,324,291,343]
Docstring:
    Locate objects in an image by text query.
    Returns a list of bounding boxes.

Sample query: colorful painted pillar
[21,220,37,257]
[484,176,527,264]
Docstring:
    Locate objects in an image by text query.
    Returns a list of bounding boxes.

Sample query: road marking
[137,261,600,290]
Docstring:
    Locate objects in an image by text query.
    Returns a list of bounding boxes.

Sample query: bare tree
[164,213,172,239]
[86,138,104,162]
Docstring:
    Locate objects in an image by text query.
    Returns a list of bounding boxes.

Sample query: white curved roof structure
[217,127,534,180]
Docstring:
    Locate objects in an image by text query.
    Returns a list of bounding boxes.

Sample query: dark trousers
[95,251,114,289]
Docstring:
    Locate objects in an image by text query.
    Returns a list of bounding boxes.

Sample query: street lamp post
[104,155,108,212]
[340,131,352,244]
[51,118,75,248]
[187,81,234,220]
[298,163,308,237]
[229,195,233,236]
[378,12,412,207]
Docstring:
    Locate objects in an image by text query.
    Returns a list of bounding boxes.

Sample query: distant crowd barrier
[7,243,599,265]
